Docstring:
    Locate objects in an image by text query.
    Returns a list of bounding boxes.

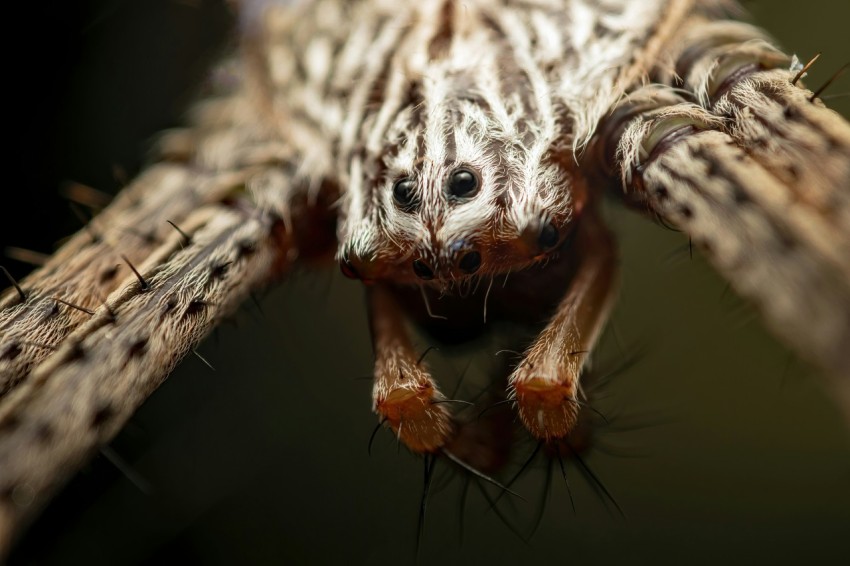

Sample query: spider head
[337,98,585,288]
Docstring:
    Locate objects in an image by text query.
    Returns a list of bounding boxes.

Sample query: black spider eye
[412,259,434,280]
[458,251,481,274]
[538,222,559,250]
[340,258,359,279]
[392,178,417,211]
[447,168,478,198]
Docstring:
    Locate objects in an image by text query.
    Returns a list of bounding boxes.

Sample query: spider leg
[368,283,453,453]
[508,206,619,441]
[667,18,850,220]
[590,12,850,421]
[0,60,337,546]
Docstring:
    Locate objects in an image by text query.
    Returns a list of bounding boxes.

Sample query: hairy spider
[1,0,849,562]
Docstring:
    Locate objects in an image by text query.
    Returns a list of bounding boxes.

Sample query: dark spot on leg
[1,485,15,503]
[732,186,751,205]
[161,298,177,317]
[100,265,119,284]
[211,262,232,280]
[777,230,797,251]
[103,303,117,324]
[34,422,54,443]
[678,205,694,219]
[43,300,61,319]
[127,337,148,359]
[92,404,114,428]
[185,299,208,317]
[786,165,800,181]
[0,413,21,433]
[67,342,86,362]
[1,343,22,362]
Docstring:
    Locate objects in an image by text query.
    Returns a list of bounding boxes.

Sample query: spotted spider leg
[602,13,850,419]
[0,57,337,551]
[0,59,300,395]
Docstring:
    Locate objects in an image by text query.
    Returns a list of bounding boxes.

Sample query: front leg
[509,208,619,441]
[368,283,453,453]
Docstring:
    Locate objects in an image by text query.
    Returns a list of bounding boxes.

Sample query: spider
[1,0,849,562]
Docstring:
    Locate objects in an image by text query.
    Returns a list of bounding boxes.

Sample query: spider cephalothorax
[338,98,581,287]
[332,3,595,288]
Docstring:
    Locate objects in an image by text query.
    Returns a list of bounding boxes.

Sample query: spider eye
[458,251,481,274]
[447,168,478,198]
[340,258,360,279]
[392,178,417,211]
[538,222,559,250]
[412,259,434,280]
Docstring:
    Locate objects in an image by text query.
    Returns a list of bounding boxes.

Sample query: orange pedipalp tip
[375,384,453,453]
[513,378,579,441]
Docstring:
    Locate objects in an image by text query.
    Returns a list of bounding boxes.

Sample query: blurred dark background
[2,1,849,564]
